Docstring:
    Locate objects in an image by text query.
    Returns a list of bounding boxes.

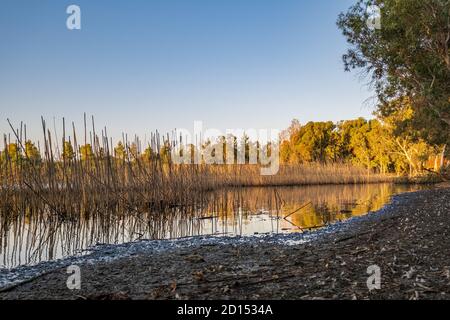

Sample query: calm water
[0,183,424,269]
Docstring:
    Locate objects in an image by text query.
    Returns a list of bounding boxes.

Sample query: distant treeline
[280,98,448,176]
[0,98,448,178]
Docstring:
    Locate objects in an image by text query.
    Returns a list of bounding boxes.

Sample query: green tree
[114,142,126,161]
[143,146,154,161]
[79,144,94,162]
[335,118,368,161]
[348,120,372,169]
[280,140,292,164]
[290,121,335,163]
[5,143,22,163]
[366,120,393,174]
[160,142,171,164]
[62,141,74,161]
[380,97,437,175]
[338,0,450,144]
[24,140,41,163]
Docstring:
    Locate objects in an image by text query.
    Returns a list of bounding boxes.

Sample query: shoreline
[1,186,449,299]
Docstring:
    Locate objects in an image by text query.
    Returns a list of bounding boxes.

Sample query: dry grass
[0,118,392,218]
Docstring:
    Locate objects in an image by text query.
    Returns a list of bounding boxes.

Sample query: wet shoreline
[1,186,449,299]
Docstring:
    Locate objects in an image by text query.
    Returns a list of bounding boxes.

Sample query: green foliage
[281,111,446,176]
[114,142,126,161]
[79,144,94,162]
[6,143,21,163]
[337,0,450,144]
[159,142,171,164]
[283,121,335,163]
[0,141,41,166]
[143,146,154,161]
[62,141,75,162]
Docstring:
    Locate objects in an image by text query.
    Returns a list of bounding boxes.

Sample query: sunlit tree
[79,144,94,162]
[62,141,74,162]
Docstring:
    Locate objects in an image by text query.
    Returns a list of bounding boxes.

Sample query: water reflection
[0,183,423,268]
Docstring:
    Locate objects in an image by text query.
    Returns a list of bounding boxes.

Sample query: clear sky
[0,0,375,143]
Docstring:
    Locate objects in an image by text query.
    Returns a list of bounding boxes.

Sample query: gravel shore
[1,186,449,300]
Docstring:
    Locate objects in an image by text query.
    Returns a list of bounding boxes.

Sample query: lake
[0,183,424,269]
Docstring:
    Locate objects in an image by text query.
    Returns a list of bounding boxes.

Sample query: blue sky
[0,0,375,143]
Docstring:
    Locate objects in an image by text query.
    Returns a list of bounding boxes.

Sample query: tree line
[1,97,447,178]
[280,97,447,175]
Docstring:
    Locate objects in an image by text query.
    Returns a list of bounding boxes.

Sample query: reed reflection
[0,183,422,269]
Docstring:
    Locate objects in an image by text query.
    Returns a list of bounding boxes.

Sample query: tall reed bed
[0,117,392,218]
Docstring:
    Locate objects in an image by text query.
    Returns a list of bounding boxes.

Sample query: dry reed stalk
[1,117,393,226]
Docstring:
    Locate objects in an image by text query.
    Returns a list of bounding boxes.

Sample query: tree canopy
[337,0,450,145]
